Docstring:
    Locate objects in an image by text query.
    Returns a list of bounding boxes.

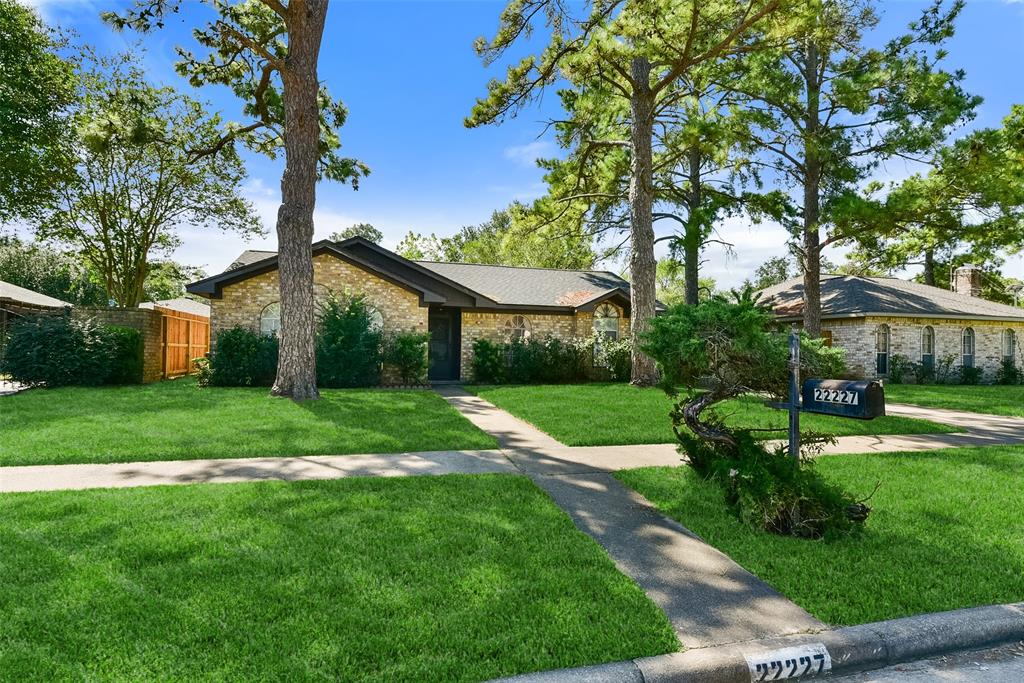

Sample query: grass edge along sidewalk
[469,384,957,448]
[0,473,677,681]
[0,378,498,467]
[614,445,1024,626]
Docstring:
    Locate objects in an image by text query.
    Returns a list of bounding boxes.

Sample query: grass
[470,383,957,447]
[0,474,677,681]
[886,383,1024,418]
[0,378,497,467]
[615,446,1024,625]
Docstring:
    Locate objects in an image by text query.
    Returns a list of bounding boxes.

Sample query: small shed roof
[140,298,211,318]
[0,280,72,309]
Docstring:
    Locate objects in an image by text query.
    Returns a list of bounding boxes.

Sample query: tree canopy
[330,223,382,244]
[35,53,261,308]
[0,0,77,222]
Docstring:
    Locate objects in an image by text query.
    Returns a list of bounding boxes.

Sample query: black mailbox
[801,379,885,420]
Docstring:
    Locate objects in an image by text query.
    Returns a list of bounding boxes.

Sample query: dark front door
[428,308,460,381]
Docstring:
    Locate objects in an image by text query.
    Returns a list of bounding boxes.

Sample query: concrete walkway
[434,386,824,648]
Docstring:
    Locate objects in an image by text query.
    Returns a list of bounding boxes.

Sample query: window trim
[875,324,890,375]
[962,327,976,368]
[921,325,935,369]
[259,301,281,337]
[503,314,531,342]
[1003,328,1017,364]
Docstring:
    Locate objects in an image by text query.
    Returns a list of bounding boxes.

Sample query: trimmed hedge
[383,331,430,386]
[471,335,632,384]
[0,313,143,387]
[316,295,382,388]
[199,327,279,387]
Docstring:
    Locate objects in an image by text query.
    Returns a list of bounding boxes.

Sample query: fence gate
[158,306,210,378]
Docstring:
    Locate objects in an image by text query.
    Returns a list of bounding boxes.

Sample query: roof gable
[190,237,640,311]
[759,275,1024,322]
[0,280,72,309]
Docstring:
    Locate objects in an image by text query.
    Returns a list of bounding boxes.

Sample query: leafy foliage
[0,237,107,306]
[471,337,592,384]
[316,295,383,388]
[201,327,279,387]
[383,331,430,386]
[958,365,982,386]
[0,0,77,221]
[995,359,1022,386]
[0,314,137,387]
[642,292,862,537]
[35,52,261,307]
[105,326,144,385]
[330,223,383,244]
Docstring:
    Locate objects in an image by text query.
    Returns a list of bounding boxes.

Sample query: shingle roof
[217,243,635,309]
[413,260,630,308]
[0,280,71,309]
[227,250,276,270]
[139,298,211,317]
[759,275,1024,322]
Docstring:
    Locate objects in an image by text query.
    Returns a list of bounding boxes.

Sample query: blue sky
[25,0,1024,287]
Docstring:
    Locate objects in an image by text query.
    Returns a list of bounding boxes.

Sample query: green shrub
[958,365,983,385]
[913,361,935,385]
[316,294,382,388]
[0,313,113,386]
[105,325,144,385]
[383,331,430,385]
[935,353,958,384]
[472,338,507,383]
[472,336,590,384]
[204,327,278,386]
[887,354,913,384]
[642,291,864,538]
[996,359,1022,385]
[593,335,633,381]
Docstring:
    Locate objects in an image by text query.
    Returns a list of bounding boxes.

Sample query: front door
[428,308,460,381]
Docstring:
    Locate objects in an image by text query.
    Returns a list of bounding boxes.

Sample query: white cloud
[502,140,556,167]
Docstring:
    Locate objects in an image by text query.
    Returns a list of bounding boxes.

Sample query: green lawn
[0,475,677,681]
[0,379,497,467]
[470,384,957,447]
[886,384,1024,418]
[616,446,1024,625]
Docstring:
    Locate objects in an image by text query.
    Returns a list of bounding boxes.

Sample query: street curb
[492,602,1024,682]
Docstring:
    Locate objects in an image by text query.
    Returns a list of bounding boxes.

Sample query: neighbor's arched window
[259,302,281,337]
[875,324,890,375]
[962,327,976,368]
[504,315,531,342]
[921,326,935,370]
[1002,329,1016,365]
[593,303,620,341]
[367,305,384,332]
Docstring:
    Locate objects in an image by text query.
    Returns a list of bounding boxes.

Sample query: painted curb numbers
[812,387,859,406]
[745,643,832,681]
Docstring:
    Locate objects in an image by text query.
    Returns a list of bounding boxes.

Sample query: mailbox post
[788,326,800,462]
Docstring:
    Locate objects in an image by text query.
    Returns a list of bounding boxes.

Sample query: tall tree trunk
[683,146,702,306]
[801,41,823,338]
[271,1,326,401]
[922,247,935,286]
[628,57,658,386]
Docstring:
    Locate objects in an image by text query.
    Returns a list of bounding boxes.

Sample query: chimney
[953,265,983,298]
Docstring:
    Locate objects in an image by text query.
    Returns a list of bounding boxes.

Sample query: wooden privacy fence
[156,305,210,378]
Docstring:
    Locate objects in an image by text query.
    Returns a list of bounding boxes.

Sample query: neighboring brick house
[759,266,1024,382]
[186,237,645,382]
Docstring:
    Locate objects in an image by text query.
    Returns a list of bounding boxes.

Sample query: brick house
[759,266,1024,381]
[186,237,645,382]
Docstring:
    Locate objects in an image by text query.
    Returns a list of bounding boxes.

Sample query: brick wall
[459,302,629,381]
[823,316,1024,382]
[210,254,429,344]
[73,307,164,383]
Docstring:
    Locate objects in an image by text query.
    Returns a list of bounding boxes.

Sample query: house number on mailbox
[812,387,859,406]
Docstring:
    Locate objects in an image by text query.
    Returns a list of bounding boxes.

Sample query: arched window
[921,326,935,370]
[504,315,531,342]
[593,303,620,341]
[962,327,976,368]
[875,324,890,375]
[1002,329,1016,365]
[259,302,281,337]
[367,305,384,332]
